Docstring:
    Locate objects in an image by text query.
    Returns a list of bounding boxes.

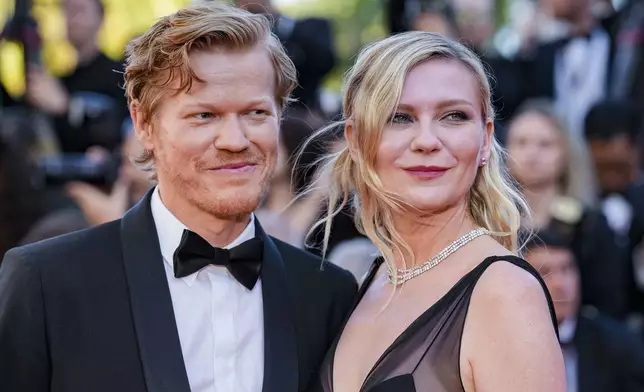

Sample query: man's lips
[210,162,258,172]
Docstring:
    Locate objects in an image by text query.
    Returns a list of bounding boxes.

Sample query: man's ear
[130,101,154,152]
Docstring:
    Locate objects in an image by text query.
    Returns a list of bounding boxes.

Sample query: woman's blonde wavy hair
[304,32,529,277]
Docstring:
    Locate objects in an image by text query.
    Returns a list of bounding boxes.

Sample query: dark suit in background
[273,15,336,111]
[573,307,644,392]
[0,191,357,392]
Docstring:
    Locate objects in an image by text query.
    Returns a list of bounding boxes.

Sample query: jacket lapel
[120,189,191,392]
[256,220,299,392]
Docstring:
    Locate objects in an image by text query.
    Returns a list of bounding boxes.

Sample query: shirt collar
[558,317,577,344]
[150,186,256,286]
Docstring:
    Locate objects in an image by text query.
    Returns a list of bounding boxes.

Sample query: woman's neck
[523,183,560,229]
[394,202,479,269]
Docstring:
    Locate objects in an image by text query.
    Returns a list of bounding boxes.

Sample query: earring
[480,158,487,167]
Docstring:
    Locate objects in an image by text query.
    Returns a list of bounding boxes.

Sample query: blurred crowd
[2,0,644,390]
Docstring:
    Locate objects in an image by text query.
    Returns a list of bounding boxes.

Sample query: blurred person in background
[18,128,155,246]
[410,1,460,38]
[0,131,44,256]
[402,0,527,142]
[65,129,153,226]
[234,0,336,113]
[25,0,127,154]
[584,99,644,320]
[506,99,630,320]
[525,229,644,392]
[255,109,328,246]
[525,0,612,136]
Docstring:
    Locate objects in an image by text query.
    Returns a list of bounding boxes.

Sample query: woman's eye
[444,111,469,121]
[248,109,268,116]
[388,112,413,124]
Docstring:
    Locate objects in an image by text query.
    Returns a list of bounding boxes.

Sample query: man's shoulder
[270,237,356,285]
[2,220,122,270]
[579,307,643,351]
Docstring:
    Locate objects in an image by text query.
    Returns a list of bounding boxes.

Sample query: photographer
[25,0,127,154]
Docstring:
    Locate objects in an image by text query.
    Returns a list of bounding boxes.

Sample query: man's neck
[75,42,101,66]
[157,184,251,248]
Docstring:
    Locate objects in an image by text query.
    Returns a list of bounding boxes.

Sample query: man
[235,0,336,112]
[0,3,357,392]
[584,99,644,316]
[525,230,644,392]
[526,0,613,136]
[26,0,127,153]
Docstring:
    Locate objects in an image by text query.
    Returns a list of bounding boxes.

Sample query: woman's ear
[480,119,494,164]
[130,101,154,152]
[344,119,358,161]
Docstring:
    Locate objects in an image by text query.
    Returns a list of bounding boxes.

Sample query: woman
[307,31,565,392]
[506,100,631,319]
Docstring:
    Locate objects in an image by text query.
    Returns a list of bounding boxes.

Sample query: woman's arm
[461,262,566,392]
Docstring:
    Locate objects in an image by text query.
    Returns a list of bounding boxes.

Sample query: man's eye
[193,113,213,120]
[248,110,268,116]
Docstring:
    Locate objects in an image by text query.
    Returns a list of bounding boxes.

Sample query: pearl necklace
[388,228,490,285]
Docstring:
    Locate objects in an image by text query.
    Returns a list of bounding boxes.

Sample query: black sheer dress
[314,255,558,392]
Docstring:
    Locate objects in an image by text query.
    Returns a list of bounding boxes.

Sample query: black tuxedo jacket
[574,308,644,392]
[0,191,358,392]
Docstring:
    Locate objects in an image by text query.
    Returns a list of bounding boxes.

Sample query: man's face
[135,45,279,219]
[526,246,580,323]
[541,0,587,20]
[63,0,103,50]
[588,134,639,194]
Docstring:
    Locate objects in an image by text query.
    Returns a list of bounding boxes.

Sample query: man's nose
[214,116,250,152]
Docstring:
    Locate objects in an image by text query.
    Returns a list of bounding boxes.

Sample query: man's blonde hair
[123,2,297,176]
[304,32,529,277]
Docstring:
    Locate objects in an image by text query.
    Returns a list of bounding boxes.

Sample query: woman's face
[365,58,492,214]
[506,112,566,189]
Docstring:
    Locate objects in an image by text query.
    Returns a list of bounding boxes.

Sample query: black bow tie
[173,230,264,290]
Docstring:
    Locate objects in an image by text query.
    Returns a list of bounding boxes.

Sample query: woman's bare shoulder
[460,258,565,392]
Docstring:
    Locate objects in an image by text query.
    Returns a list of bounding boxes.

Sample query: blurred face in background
[541,0,589,20]
[412,12,455,39]
[507,112,566,189]
[526,246,580,323]
[588,133,639,194]
[373,58,491,213]
[63,0,103,50]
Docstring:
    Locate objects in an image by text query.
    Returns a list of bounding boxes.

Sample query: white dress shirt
[150,187,264,392]
[559,317,578,392]
[555,28,610,137]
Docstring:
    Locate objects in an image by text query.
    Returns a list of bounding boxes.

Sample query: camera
[37,152,121,187]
